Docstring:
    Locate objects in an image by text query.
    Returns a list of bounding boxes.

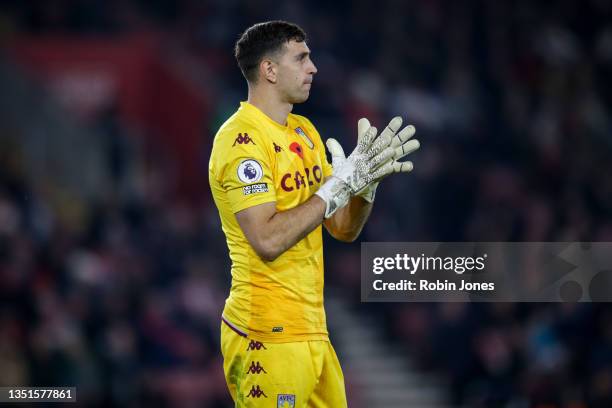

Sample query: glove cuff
[315,177,352,218]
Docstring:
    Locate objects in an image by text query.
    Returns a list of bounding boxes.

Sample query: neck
[247,85,293,126]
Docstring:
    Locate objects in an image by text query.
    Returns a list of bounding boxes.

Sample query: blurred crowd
[0,129,231,406]
[1,0,612,407]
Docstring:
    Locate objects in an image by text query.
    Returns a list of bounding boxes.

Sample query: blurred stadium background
[1,0,612,407]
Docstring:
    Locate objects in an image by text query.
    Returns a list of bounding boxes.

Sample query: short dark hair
[235,21,307,83]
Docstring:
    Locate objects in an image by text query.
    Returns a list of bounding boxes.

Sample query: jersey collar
[240,101,289,131]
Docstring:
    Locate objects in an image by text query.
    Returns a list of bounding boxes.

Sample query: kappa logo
[246,361,267,374]
[246,385,267,398]
[295,127,314,149]
[233,132,255,146]
[278,394,296,408]
[273,142,283,153]
[246,340,267,351]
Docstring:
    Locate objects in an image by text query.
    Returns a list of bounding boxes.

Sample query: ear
[260,59,277,84]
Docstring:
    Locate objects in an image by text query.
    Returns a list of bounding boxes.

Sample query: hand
[323,117,420,204]
[315,119,378,217]
[363,116,420,180]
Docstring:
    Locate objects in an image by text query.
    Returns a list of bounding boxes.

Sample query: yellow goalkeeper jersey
[209,101,333,343]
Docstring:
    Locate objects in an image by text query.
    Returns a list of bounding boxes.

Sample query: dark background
[1,0,612,407]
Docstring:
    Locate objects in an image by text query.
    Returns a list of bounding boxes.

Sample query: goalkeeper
[208,20,420,407]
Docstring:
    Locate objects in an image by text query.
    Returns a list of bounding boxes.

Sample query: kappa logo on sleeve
[233,132,256,146]
[237,159,263,183]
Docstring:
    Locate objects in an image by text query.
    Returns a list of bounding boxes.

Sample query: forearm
[255,196,327,261]
[324,195,372,242]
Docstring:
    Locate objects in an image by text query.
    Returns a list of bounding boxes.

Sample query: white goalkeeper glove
[319,117,419,209]
[315,117,419,217]
[315,120,378,217]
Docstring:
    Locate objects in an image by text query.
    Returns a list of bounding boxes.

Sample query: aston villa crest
[294,127,314,149]
[277,394,296,408]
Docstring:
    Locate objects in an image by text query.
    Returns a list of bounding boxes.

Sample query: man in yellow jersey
[209,21,420,407]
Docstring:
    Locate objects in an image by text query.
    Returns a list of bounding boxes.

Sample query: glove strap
[315,177,352,218]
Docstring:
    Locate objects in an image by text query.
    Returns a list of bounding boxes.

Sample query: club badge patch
[277,394,295,408]
[237,159,263,184]
[295,127,314,149]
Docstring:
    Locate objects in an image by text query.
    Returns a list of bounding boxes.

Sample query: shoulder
[210,112,273,179]
[215,113,268,148]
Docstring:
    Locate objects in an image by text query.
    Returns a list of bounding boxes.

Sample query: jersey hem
[245,331,330,344]
[222,312,328,343]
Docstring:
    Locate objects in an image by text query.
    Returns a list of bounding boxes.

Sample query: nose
[308,60,318,75]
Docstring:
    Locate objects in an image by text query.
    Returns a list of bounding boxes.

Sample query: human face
[274,40,318,104]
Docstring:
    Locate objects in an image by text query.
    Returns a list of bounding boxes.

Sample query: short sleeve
[216,130,277,213]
